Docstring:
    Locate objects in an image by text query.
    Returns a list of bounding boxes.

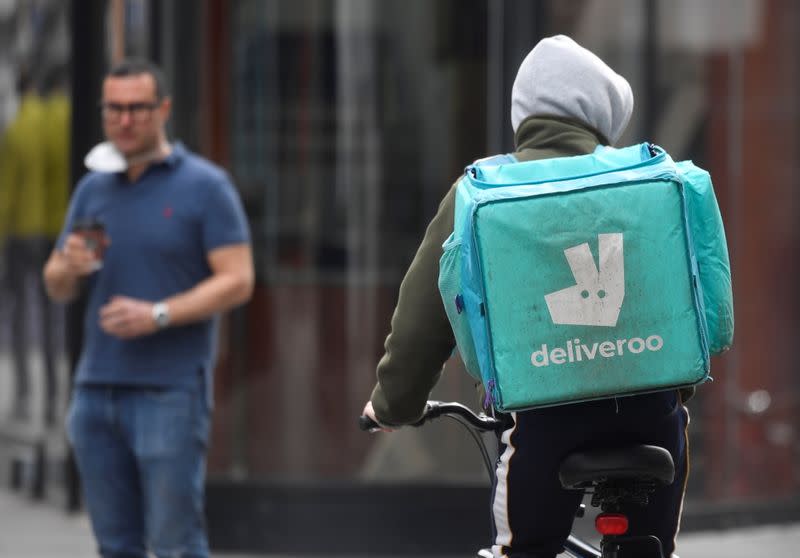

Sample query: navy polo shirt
[58,143,250,398]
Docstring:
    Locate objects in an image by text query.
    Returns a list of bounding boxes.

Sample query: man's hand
[60,233,104,277]
[43,234,109,303]
[100,296,158,339]
[361,401,394,432]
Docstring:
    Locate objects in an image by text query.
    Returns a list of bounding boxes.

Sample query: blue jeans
[66,384,211,558]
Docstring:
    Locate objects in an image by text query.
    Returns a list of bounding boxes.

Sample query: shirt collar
[111,142,185,182]
[160,141,186,168]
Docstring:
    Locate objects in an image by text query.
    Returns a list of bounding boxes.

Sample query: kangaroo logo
[544,233,625,327]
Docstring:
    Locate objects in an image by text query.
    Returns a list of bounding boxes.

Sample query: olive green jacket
[370,116,617,425]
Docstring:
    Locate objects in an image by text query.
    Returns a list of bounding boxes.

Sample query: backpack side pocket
[679,162,734,354]
[439,234,482,380]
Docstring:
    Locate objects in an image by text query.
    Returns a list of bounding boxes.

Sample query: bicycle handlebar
[359,401,504,432]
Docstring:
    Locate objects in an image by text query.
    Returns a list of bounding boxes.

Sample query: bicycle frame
[360,401,604,557]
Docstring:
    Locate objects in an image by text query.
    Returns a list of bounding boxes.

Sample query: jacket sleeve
[370,183,458,425]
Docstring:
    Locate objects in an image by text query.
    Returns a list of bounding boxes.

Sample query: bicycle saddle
[558,444,675,489]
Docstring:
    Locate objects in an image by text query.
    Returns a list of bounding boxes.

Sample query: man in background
[43,58,254,558]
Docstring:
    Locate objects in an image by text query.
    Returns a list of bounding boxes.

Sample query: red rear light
[595,513,629,535]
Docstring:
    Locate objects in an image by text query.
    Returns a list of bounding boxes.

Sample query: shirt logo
[544,233,625,327]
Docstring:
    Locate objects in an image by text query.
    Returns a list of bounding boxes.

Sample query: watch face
[153,304,169,328]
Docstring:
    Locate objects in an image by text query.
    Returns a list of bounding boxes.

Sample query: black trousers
[490,390,689,558]
[4,236,57,422]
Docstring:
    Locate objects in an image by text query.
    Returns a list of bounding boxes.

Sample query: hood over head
[511,35,634,145]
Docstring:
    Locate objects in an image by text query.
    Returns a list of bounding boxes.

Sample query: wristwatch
[152,302,171,329]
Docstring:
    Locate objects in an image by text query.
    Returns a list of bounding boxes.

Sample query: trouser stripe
[491,412,517,557]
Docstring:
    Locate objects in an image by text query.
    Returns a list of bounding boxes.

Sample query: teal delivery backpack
[438,144,733,412]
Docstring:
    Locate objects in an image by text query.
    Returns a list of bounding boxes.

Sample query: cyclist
[363,35,690,558]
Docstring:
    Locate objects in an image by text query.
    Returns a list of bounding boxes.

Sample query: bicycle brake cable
[441,414,495,482]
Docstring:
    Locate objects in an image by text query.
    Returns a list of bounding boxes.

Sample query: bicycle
[360,401,677,558]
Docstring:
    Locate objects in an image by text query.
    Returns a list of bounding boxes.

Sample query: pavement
[2,487,800,557]
[0,487,252,558]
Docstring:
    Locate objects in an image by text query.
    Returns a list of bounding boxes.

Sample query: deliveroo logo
[545,233,625,327]
[533,232,664,368]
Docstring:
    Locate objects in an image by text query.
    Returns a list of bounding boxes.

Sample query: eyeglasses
[99,101,161,123]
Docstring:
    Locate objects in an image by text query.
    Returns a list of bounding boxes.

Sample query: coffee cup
[72,219,108,270]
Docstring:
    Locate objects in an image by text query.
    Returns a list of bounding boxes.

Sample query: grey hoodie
[511,35,634,145]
